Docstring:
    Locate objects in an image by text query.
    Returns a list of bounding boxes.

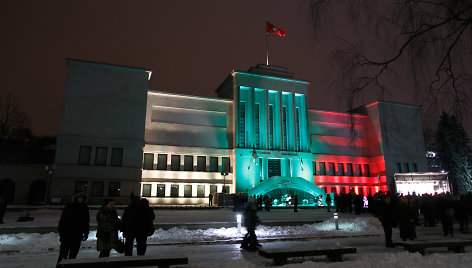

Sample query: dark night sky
[0,1,444,137]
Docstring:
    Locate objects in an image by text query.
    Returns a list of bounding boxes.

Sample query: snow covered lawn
[0,217,382,253]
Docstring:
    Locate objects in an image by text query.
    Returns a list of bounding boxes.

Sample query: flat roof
[66,58,152,72]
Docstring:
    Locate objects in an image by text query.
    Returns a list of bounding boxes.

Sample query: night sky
[0,1,450,137]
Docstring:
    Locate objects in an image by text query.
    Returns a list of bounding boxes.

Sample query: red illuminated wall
[310,109,387,195]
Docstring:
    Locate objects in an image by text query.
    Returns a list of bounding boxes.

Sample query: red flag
[266,21,286,37]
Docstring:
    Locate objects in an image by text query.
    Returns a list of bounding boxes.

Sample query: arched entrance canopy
[248,176,326,201]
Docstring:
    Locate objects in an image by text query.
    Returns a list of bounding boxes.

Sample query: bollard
[237,214,242,234]
[334,213,339,230]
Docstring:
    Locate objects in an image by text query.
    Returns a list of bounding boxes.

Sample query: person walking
[122,197,156,256]
[96,199,121,258]
[240,199,260,251]
[57,192,90,264]
[294,195,299,212]
[208,193,213,206]
[326,194,332,212]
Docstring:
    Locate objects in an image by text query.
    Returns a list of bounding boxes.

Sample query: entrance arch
[248,176,327,206]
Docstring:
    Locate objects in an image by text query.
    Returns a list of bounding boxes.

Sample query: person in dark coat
[122,197,156,256]
[96,199,121,257]
[293,195,299,212]
[325,194,332,212]
[379,195,396,247]
[208,193,213,206]
[241,200,260,251]
[57,192,90,264]
[437,194,454,236]
[397,196,416,241]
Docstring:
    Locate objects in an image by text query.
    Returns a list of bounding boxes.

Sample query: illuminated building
[50,60,427,205]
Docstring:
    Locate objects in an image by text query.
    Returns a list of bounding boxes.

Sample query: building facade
[50,60,427,205]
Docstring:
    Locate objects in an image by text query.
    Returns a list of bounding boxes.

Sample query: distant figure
[241,199,260,251]
[57,192,90,264]
[209,193,213,206]
[294,195,299,212]
[379,195,396,247]
[122,197,156,256]
[325,194,332,212]
[96,199,121,257]
[397,196,416,241]
[0,189,8,224]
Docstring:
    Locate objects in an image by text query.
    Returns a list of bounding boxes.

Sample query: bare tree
[305,0,472,117]
[0,93,27,140]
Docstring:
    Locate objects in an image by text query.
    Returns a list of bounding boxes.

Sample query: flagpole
[266,33,269,65]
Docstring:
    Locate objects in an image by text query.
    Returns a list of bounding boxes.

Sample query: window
[170,155,180,171]
[313,162,317,175]
[209,157,218,172]
[403,163,410,173]
[337,163,344,176]
[184,185,192,197]
[396,162,402,173]
[197,185,204,197]
[340,187,346,194]
[108,182,120,197]
[222,157,230,173]
[319,162,326,175]
[413,163,418,172]
[268,159,281,178]
[296,107,301,151]
[254,103,260,148]
[184,155,193,171]
[95,147,108,166]
[328,162,335,176]
[91,181,104,197]
[330,187,336,194]
[142,184,151,197]
[346,163,353,176]
[210,185,217,194]
[143,153,154,170]
[78,146,92,165]
[111,148,123,167]
[239,101,246,147]
[364,164,370,176]
[75,181,88,194]
[197,156,206,171]
[355,164,362,176]
[282,106,288,150]
[157,154,167,170]
[268,105,274,149]
[157,184,165,197]
[170,184,179,197]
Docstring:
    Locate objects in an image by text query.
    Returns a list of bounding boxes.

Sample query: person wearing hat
[121,197,155,256]
[96,199,121,257]
[57,192,90,264]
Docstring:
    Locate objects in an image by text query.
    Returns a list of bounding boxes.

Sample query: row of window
[313,162,371,177]
[78,146,124,167]
[74,181,121,197]
[141,184,229,198]
[396,162,418,173]
[142,154,231,172]
[321,186,375,196]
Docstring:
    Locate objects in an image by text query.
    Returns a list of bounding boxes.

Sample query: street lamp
[221,171,228,207]
[236,214,242,234]
[334,213,339,230]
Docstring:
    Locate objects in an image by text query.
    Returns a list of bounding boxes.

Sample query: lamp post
[221,171,228,207]
[334,213,339,230]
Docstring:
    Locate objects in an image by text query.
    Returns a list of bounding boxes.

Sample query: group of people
[57,193,155,264]
[373,191,472,247]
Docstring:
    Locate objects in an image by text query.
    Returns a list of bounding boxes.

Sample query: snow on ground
[0,217,382,253]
